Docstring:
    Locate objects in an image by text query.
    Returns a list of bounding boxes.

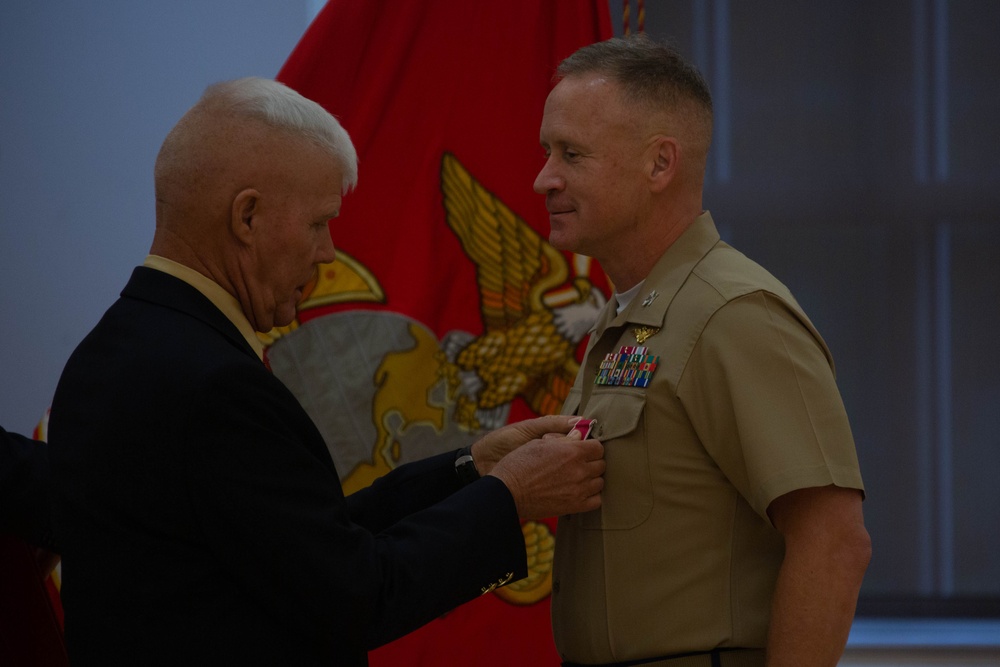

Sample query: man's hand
[488,433,604,519]
[470,414,579,476]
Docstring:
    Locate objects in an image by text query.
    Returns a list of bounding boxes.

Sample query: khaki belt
[562,648,765,667]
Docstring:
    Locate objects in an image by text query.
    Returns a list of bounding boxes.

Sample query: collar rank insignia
[633,326,660,345]
[641,290,659,307]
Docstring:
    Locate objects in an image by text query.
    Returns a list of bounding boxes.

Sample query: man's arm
[0,426,57,552]
[345,414,582,531]
[766,484,871,667]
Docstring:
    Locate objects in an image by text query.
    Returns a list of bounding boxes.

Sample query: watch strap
[455,445,480,485]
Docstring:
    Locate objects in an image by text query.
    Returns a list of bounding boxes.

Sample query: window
[632,0,1000,616]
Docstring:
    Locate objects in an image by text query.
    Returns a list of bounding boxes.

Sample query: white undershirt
[615,281,645,316]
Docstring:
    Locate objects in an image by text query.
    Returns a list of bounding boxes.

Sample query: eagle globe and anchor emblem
[260,153,607,605]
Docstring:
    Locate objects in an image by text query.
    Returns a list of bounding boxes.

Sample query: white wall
[0,0,313,434]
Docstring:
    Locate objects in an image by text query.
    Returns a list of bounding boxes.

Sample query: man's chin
[273,312,297,329]
[547,230,578,254]
[266,304,299,332]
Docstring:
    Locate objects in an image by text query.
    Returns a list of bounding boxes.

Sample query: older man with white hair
[49,77,605,666]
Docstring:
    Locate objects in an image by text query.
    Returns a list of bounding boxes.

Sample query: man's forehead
[550,73,621,101]
[541,78,633,134]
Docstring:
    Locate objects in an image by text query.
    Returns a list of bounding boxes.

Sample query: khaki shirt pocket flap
[588,390,645,442]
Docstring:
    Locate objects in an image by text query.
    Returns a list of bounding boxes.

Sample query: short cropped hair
[201,77,358,192]
[558,35,713,154]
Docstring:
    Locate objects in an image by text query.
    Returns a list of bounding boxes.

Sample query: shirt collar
[595,211,722,335]
[143,255,265,361]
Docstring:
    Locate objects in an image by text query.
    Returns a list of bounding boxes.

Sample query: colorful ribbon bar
[595,345,659,387]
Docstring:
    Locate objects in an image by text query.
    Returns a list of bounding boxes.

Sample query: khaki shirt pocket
[579,388,652,530]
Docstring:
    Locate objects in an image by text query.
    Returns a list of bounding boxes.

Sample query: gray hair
[201,77,358,192]
[558,35,713,154]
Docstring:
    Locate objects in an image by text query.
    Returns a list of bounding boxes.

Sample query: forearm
[345,450,461,532]
[765,485,871,667]
[765,544,865,666]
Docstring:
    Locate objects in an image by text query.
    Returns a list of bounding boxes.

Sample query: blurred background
[637,0,1000,615]
[2,0,998,662]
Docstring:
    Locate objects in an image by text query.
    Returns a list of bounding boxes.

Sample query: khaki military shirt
[552,212,864,664]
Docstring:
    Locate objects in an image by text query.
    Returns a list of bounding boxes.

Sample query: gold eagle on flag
[439,153,606,431]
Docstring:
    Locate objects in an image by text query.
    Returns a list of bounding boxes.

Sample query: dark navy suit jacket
[50,266,526,666]
[1,426,55,549]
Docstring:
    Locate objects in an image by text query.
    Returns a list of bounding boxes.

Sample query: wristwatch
[455,445,480,486]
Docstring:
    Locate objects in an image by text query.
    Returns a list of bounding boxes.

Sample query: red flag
[272,2,612,664]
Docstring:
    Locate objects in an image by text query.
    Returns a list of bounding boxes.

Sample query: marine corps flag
[272,1,611,664]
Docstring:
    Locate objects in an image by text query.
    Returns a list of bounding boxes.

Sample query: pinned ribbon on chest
[595,345,660,388]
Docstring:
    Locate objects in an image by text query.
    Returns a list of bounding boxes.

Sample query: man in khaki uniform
[534,36,871,667]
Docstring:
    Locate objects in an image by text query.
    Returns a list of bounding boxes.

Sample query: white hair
[202,77,358,192]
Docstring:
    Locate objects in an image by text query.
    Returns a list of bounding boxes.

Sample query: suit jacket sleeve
[0,426,56,550]
[187,362,526,650]
[344,449,467,535]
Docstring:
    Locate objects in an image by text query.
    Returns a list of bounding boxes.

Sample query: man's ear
[231,188,260,245]
[649,136,679,193]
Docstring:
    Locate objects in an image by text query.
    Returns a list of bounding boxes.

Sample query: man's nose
[533,158,562,195]
[317,227,336,264]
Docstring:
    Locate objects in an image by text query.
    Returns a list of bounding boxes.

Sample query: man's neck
[603,208,702,290]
